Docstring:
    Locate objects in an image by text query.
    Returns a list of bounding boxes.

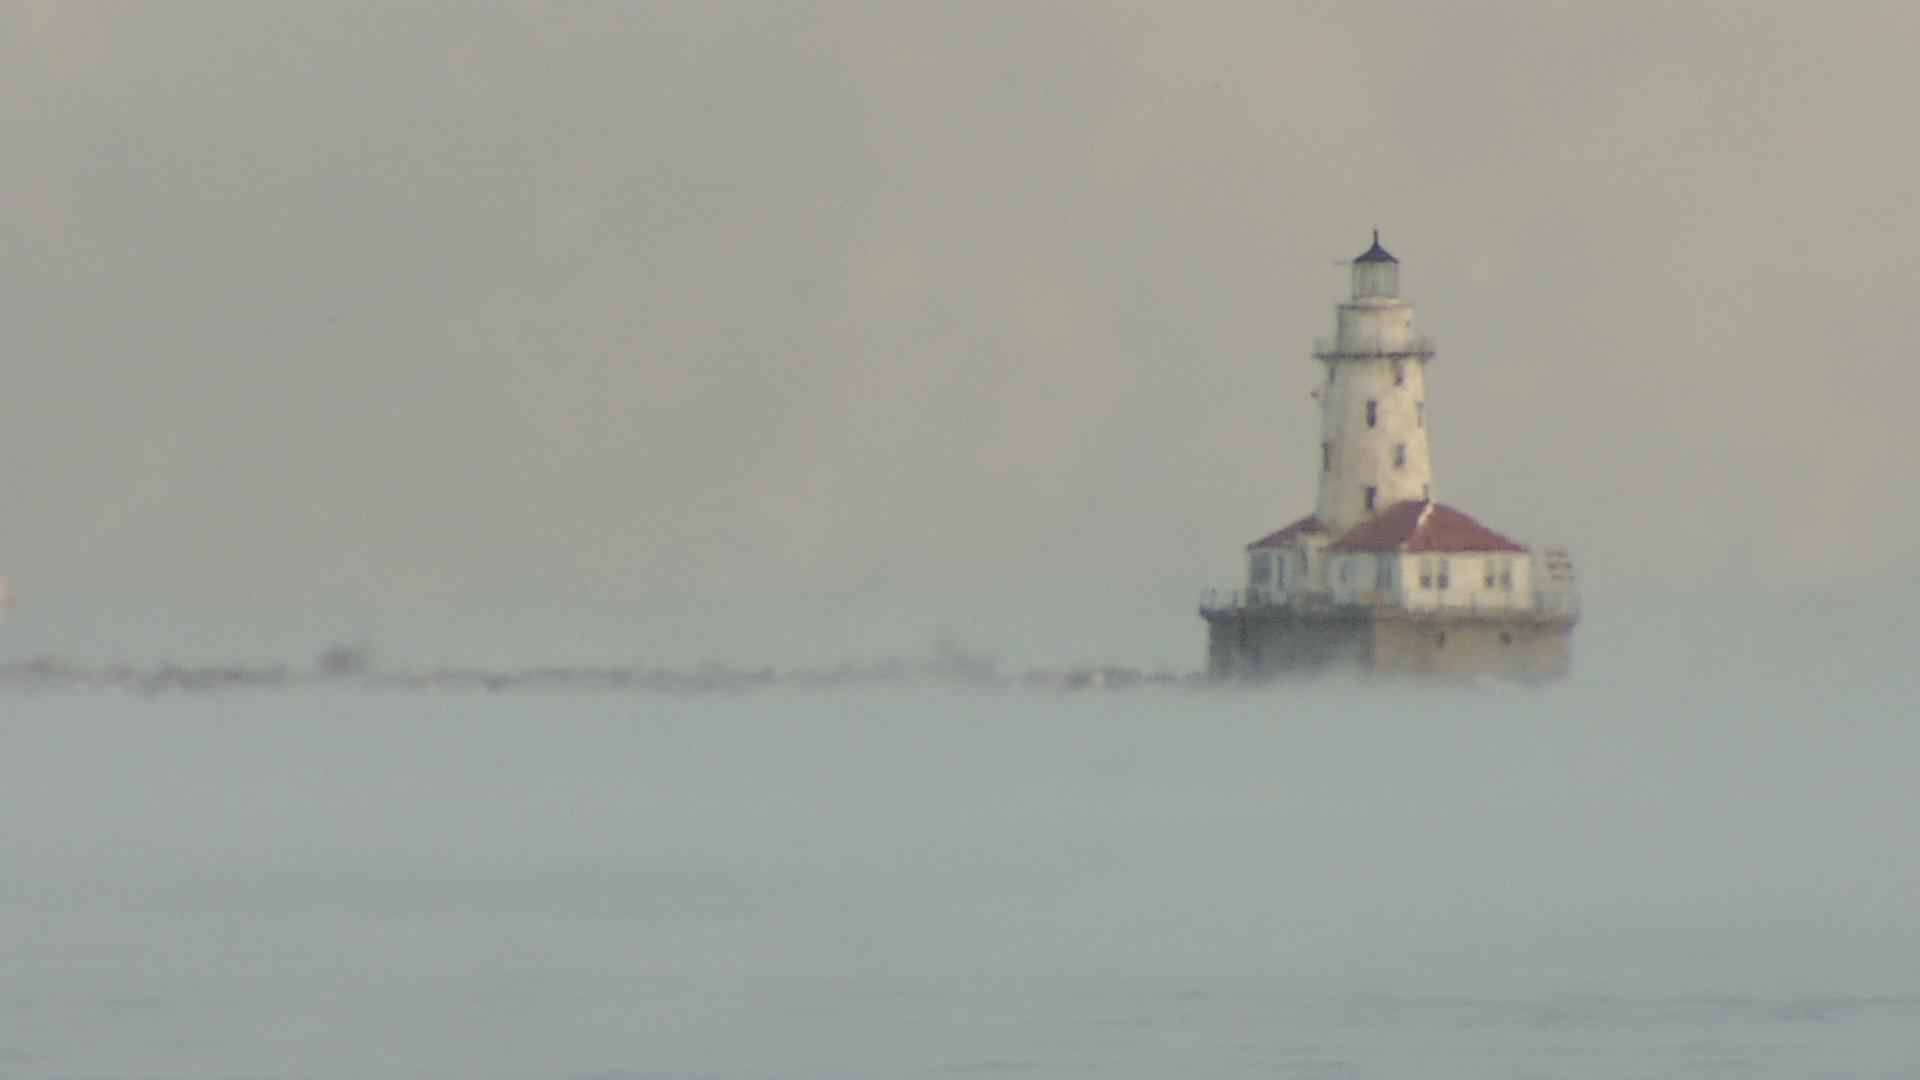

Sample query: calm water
[2,642,1916,1077]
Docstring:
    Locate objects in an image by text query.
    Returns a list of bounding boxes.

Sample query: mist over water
[1,595,1915,1077]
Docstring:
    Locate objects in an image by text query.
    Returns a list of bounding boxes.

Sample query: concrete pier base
[1201,603,1575,682]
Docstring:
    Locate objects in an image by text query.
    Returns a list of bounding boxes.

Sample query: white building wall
[1329,552,1400,606]
[1246,538,1337,604]
[1245,548,1288,604]
[1531,550,1579,616]
[1256,548,1536,613]
[1396,552,1532,612]
[1314,302,1434,533]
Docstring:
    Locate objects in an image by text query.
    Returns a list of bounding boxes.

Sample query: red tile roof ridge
[1327,499,1528,553]
[1246,514,1330,550]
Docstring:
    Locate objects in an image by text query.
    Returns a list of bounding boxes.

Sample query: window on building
[1437,559,1451,590]
[1499,562,1514,590]
[1393,443,1406,469]
[1484,561,1496,588]
[1376,556,1391,589]
[1418,558,1433,589]
[1321,441,1330,472]
[1250,553,1272,586]
[1275,558,1287,587]
[1416,402,1424,428]
[1393,361,1405,386]
[1365,400,1378,427]
[1363,485,1377,512]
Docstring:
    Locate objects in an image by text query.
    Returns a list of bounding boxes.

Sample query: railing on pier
[1533,587,1581,618]
[1201,585,1579,620]
[1199,587,1330,614]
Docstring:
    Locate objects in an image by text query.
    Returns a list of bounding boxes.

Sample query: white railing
[1198,587,1329,612]
[1202,584,1580,619]
[1198,588,1240,611]
[1534,588,1581,618]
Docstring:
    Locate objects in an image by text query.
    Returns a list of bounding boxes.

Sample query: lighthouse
[1199,234,1579,680]
[1314,232,1433,531]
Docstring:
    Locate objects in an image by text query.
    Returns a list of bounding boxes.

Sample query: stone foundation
[1201,604,1574,682]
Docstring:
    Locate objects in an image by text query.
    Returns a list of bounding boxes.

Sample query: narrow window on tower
[1321,441,1330,472]
[1365,400,1378,428]
[1393,443,1406,469]
[1363,486,1377,512]
[1416,402,1425,428]
[1392,360,1405,386]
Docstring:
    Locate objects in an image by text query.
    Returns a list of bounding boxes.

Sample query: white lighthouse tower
[1199,233,1579,680]
[1313,231,1434,532]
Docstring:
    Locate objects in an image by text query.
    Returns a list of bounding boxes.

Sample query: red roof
[1247,515,1330,550]
[1327,500,1528,554]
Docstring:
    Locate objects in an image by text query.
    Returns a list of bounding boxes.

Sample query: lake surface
[2,637,1916,1077]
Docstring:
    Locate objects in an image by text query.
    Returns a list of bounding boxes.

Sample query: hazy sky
[2,3,1915,663]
